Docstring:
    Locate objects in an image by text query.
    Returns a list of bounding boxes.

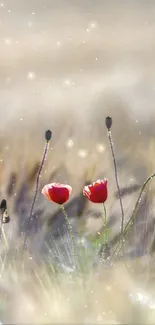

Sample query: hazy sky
[0,0,155,133]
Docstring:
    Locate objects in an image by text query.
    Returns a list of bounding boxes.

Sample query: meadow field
[1,0,155,323]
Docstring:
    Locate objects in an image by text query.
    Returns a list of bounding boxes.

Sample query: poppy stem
[110,171,155,263]
[22,139,50,257]
[103,203,108,246]
[107,129,124,237]
[61,205,77,268]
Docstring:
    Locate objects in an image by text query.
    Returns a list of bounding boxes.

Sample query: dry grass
[0,255,155,324]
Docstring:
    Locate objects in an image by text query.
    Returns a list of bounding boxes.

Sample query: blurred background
[0,0,155,259]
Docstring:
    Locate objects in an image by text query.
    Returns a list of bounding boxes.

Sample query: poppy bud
[105,116,112,130]
[0,199,7,212]
[45,130,52,142]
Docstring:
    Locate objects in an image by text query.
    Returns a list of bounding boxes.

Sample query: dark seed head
[105,116,112,130]
[0,199,7,211]
[45,130,52,142]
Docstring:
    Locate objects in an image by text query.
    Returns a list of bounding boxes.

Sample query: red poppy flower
[42,183,72,205]
[83,179,108,203]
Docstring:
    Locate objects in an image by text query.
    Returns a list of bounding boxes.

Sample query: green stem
[103,204,108,247]
[61,205,77,268]
[110,172,155,263]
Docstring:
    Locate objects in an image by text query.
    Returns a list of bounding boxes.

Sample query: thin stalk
[107,129,124,236]
[61,204,77,268]
[110,172,155,263]
[22,140,50,255]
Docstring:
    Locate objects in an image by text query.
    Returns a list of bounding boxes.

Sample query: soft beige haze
[0,1,155,129]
